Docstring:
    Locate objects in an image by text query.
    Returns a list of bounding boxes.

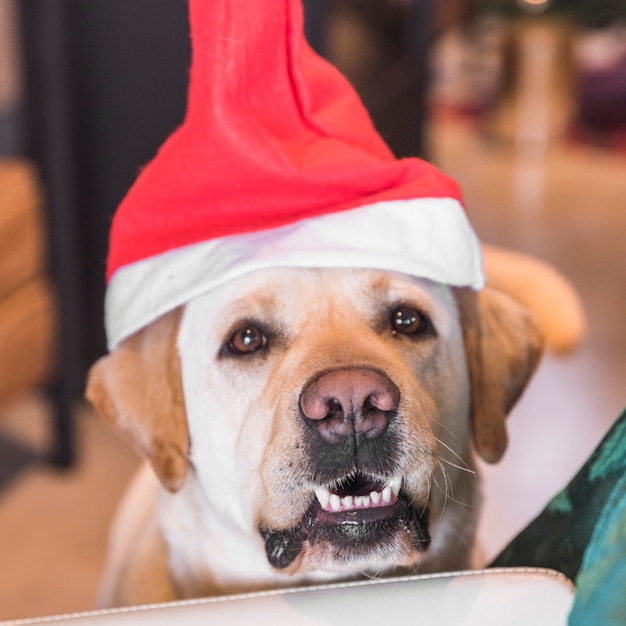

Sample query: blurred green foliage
[479,0,626,28]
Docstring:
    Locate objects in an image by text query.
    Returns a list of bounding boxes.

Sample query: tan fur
[88,266,546,606]
[96,463,177,606]
[86,308,189,492]
[454,287,544,463]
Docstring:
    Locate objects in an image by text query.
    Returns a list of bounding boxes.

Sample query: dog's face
[180,268,472,575]
[88,267,543,591]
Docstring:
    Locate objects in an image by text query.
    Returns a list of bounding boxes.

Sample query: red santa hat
[105,0,484,350]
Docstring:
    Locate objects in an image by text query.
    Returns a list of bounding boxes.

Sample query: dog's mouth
[313,474,402,514]
[260,473,430,571]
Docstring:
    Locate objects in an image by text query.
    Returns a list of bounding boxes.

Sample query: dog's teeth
[382,486,392,504]
[388,476,402,497]
[315,487,331,509]
[317,479,401,513]
[354,496,371,509]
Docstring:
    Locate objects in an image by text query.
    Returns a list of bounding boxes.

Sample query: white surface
[0,568,574,626]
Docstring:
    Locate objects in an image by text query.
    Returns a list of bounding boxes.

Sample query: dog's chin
[259,476,431,574]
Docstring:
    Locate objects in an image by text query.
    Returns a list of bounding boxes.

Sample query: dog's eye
[228,325,267,354]
[391,306,432,336]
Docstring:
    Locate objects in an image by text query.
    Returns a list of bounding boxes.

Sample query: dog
[87,255,548,607]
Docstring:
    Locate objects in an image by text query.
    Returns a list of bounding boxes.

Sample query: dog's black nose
[299,368,399,445]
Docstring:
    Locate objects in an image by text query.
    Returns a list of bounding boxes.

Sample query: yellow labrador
[87,265,543,607]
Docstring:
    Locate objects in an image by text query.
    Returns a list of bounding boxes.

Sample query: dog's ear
[86,308,189,492]
[455,287,544,464]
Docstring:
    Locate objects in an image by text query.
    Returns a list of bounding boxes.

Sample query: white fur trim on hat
[105,198,484,350]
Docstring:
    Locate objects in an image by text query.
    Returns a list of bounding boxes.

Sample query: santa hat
[105,0,484,350]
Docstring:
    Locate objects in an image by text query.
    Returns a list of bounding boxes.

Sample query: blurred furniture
[0,159,55,402]
[483,18,576,146]
[0,158,58,482]
[310,0,435,158]
[17,0,192,469]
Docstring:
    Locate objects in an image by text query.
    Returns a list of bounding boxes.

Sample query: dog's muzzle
[260,474,431,570]
[259,367,431,571]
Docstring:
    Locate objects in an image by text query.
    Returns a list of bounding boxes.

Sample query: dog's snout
[299,368,399,445]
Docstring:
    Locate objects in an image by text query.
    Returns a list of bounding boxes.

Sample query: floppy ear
[86,308,189,492]
[454,287,544,464]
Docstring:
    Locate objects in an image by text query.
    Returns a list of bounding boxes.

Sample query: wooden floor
[0,116,625,622]
[0,400,139,621]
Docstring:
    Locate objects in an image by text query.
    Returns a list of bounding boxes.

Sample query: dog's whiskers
[423,474,433,515]
[431,418,459,442]
[433,437,473,473]
[438,457,475,474]
[431,463,449,521]
[360,568,385,581]
[435,458,476,509]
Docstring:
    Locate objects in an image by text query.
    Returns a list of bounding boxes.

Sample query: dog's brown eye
[391,306,430,336]
[229,325,267,354]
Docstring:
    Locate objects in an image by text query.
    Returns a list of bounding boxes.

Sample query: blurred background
[0,0,624,620]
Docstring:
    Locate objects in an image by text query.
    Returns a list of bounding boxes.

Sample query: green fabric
[491,408,626,624]
[569,472,626,624]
